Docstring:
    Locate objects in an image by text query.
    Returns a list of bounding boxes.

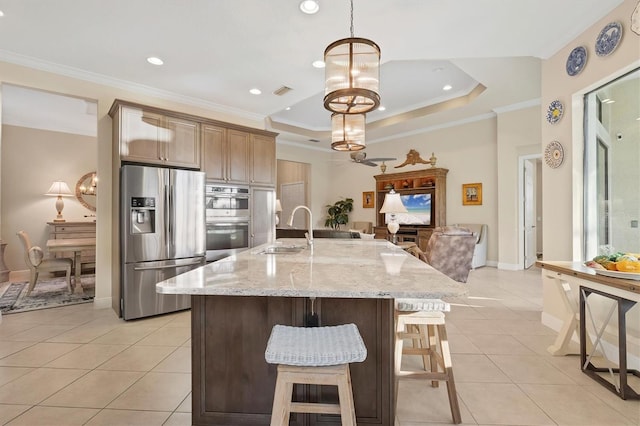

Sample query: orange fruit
[616,260,640,273]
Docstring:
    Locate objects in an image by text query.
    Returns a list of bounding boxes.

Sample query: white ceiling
[0,0,624,147]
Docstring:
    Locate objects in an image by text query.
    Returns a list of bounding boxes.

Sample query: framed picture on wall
[462,183,482,206]
[362,191,375,208]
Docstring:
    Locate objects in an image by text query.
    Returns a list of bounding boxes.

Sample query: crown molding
[0,49,265,123]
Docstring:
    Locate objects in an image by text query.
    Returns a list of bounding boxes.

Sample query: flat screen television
[385,192,433,226]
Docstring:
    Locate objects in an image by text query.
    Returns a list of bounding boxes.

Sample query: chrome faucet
[288,205,314,246]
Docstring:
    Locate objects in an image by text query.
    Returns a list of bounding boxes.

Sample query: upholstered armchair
[17,230,72,296]
[351,221,373,234]
[424,226,476,283]
[452,223,487,269]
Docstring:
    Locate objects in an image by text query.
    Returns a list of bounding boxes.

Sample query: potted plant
[324,197,354,230]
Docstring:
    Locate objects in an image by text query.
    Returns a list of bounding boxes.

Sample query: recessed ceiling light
[378,106,386,111]
[312,60,325,68]
[442,84,452,91]
[249,88,262,95]
[285,107,291,111]
[299,0,319,14]
[0,10,5,17]
[147,57,164,66]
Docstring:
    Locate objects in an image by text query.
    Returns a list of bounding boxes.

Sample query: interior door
[524,159,537,268]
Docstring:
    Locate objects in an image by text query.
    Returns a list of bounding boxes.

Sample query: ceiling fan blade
[362,160,377,167]
[366,157,397,162]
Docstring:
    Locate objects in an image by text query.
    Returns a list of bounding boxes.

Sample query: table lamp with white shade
[379,189,407,244]
[45,180,73,222]
[275,199,283,226]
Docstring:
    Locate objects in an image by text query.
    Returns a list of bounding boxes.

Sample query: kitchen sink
[259,245,305,254]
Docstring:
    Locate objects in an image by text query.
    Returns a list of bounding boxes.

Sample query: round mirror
[75,171,97,212]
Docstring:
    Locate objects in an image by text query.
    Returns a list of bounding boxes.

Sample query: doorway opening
[519,154,542,269]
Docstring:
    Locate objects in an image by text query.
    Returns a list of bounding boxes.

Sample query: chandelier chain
[350,0,354,38]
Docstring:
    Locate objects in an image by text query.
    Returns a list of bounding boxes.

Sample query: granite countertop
[156,238,468,299]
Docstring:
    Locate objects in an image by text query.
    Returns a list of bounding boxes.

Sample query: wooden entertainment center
[374,168,448,251]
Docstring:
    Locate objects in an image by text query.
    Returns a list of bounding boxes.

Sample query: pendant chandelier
[331,113,366,151]
[323,0,380,115]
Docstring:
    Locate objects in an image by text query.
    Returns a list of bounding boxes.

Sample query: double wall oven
[205,184,250,262]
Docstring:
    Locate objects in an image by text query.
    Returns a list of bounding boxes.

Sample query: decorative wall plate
[595,21,623,56]
[546,100,564,124]
[544,141,564,168]
[566,46,587,76]
[632,1,640,36]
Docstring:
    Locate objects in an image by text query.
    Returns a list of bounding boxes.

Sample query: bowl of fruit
[585,252,640,279]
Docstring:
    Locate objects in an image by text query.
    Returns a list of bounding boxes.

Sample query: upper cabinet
[250,133,276,186]
[111,103,200,169]
[201,125,275,186]
[110,100,277,186]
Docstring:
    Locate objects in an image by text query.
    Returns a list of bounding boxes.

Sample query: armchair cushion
[28,246,44,267]
[425,226,476,283]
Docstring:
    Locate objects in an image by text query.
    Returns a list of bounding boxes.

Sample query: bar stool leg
[270,366,294,426]
[421,324,439,388]
[437,323,461,424]
[336,365,357,426]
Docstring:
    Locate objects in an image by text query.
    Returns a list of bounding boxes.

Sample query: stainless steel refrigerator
[120,165,205,320]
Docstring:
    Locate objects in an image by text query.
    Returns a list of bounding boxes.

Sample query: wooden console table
[537,261,639,400]
[46,237,96,294]
[47,221,96,272]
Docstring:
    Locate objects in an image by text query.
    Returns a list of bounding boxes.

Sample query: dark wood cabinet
[374,168,448,252]
[191,295,394,426]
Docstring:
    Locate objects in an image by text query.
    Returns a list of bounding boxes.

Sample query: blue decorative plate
[595,21,623,57]
[546,100,564,124]
[566,46,587,76]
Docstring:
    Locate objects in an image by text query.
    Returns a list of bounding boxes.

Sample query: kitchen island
[157,238,467,425]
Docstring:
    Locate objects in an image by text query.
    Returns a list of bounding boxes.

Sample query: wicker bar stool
[395,298,461,424]
[265,324,367,426]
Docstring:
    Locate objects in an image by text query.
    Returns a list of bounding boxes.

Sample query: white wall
[496,106,542,269]
[1,125,97,271]
[540,0,640,364]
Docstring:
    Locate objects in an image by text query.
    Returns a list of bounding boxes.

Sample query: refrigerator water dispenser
[130,197,155,234]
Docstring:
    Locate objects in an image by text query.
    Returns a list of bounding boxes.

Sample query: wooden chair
[16,230,72,296]
[265,324,367,426]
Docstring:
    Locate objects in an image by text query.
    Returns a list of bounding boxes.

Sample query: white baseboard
[92,296,112,310]
[497,262,521,270]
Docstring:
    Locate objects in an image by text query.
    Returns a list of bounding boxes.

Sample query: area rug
[0,275,94,314]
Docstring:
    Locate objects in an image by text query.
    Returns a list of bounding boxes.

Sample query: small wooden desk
[46,237,96,294]
[537,261,640,400]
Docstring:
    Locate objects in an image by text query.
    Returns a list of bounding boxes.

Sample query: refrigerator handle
[133,260,202,271]
[164,184,171,255]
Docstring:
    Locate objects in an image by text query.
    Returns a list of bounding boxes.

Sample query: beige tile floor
[0,267,638,425]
